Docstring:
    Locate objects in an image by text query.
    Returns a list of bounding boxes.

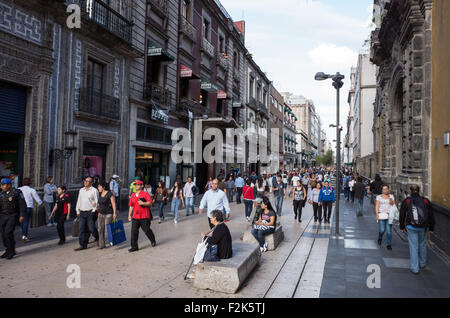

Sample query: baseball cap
[112,174,119,179]
[1,178,12,184]
[135,180,144,185]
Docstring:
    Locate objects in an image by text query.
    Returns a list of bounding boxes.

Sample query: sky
[219,0,375,147]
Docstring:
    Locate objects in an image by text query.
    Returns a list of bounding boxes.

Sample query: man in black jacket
[0,178,26,259]
[201,209,232,260]
[399,184,435,275]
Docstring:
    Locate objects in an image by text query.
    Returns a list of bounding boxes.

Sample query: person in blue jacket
[318,181,336,224]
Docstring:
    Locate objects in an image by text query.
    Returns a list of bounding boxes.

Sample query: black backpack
[406,196,430,228]
[192,185,199,196]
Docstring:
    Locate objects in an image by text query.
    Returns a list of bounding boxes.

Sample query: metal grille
[144,83,173,108]
[78,88,120,120]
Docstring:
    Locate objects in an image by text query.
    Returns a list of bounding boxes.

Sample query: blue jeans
[44,202,55,224]
[157,201,164,219]
[244,200,253,218]
[406,225,428,273]
[78,211,97,248]
[251,227,275,247]
[378,219,392,246]
[275,195,284,216]
[344,187,350,199]
[185,197,194,215]
[171,198,181,221]
[21,207,32,237]
[354,198,363,216]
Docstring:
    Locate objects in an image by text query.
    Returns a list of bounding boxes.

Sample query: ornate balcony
[147,0,168,16]
[180,17,197,43]
[248,97,258,110]
[201,37,215,58]
[78,88,120,121]
[257,101,269,119]
[79,0,133,43]
[217,53,229,70]
[144,83,172,108]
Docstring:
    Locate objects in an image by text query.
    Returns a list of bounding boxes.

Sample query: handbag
[203,244,219,262]
[106,219,127,246]
[72,217,79,237]
[253,224,271,231]
[193,237,209,265]
[391,205,399,223]
[378,212,389,220]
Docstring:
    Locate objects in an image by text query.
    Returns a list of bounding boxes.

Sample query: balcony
[201,37,215,58]
[248,97,257,110]
[257,101,269,119]
[217,53,229,70]
[78,88,120,121]
[233,70,240,82]
[147,0,168,17]
[180,17,197,43]
[79,0,133,43]
[144,83,172,108]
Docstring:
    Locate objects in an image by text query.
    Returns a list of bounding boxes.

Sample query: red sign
[180,64,192,77]
[217,90,227,99]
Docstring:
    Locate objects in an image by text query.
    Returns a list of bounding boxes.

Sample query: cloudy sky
[220,0,374,146]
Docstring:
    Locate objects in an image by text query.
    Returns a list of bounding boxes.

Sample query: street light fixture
[315,71,345,239]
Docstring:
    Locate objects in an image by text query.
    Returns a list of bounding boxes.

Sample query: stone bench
[241,226,284,251]
[193,242,261,294]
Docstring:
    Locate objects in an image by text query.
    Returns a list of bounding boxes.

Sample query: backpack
[406,196,430,228]
[192,185,199,196]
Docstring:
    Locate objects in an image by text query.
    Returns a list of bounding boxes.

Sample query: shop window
[137,123,172,145]
[180,78,189,99]
[202,18,210,41]
[200,90,208,107]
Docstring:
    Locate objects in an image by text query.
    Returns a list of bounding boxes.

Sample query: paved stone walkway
[320,195,450,298]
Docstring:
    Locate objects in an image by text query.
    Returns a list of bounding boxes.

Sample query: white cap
[112,174,119,179]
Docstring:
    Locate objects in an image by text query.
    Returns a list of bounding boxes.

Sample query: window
[219,36,225,53]
[87,59,104,94]
[180,78,189,99]
[182,0,191,20]
[203,18,210,40]
[136,123,172,144]
[249,78,254,98]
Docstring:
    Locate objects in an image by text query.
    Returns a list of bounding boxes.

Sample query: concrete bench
[193,243,261,294]
[241,226,284,251]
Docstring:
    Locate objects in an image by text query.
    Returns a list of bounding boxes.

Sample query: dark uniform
[0,188,26,258]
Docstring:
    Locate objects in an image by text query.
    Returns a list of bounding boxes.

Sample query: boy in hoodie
[318,181,336,224]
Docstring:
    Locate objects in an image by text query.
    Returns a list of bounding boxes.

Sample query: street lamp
[315,71,344,239]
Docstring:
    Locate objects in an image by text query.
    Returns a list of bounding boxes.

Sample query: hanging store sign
[217,90,228,99]
[151,105,169,125]
[181,64,193,77]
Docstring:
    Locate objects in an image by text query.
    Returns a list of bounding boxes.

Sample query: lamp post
[315,72,344,238]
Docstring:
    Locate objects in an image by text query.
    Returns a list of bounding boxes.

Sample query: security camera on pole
[315,72,345,239]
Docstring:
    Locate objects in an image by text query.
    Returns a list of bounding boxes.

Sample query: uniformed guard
[0,178,26,260]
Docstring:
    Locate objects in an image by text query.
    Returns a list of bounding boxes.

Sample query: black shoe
[128,248,139,253]
[1,251,9,258]
[299,220,302,223]
[58,240,65,245]
[74,246,87,251]
[151,241,156,247]
[97,246,105,250]
[378,238,382,246]
[5,253,14,260]
[387,245,392,250]
[410,270,419,275]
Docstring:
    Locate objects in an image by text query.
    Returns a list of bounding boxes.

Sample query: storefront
[135,149,168,187]
[0,81,27,187]
[82,142,107,184]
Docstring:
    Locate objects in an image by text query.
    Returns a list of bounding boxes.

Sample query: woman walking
[44,176,58,226]
[376,185,395,250]
[251,196,277,252]
[49,186,71,245]
[255,178,265,198]
[155,181,168,224]
[243,179,255,222]
[309,182,323,223]
[205,177,213,192]
[292,180,307,222]
[170,181,185,224]
[96,182,117,249]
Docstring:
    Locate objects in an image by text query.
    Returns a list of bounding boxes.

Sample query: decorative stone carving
[0,1,42,45]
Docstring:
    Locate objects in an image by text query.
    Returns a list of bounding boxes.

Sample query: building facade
[269,85,284,173]
[283,103,297,171]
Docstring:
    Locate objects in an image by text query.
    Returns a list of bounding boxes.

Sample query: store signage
[201,82,218,92]
[152,106,169,124]
[217,90,227,99]
[148,47,163,56]
[181,64,193,77]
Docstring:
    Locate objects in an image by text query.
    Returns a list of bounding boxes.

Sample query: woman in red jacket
[243,179,255,222]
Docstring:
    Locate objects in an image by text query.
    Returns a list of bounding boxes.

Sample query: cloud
[308,44,358,70]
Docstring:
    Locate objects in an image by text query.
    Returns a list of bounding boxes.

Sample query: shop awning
[217,89,230,100]
[201,81,218,92]
[180,64,200,79]
[147,41,175,63]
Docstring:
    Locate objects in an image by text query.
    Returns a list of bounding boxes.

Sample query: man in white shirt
[291,173,300,188]
[109,175,120,211]
[183,176,196,216]
[19,178,42,242]
[199,179,230,229]
[75,176,99,251]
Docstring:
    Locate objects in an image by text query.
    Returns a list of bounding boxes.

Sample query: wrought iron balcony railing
[144,83,172,108]
[79,0,133,43]
[201,37,215,58]
[248,97,258,109]
[180,17,197,43]
[78,88,120,121]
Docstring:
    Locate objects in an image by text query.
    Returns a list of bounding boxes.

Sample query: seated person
[251,196,277,253]
[201,209,232,260]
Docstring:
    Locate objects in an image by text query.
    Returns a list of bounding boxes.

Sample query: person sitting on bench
[201,209,233,260]
[251,196,277,252]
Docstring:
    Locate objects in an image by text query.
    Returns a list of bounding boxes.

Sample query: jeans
[236,187,243,204]
[344,187,350,200]
[251,227,275,247]
[406,225,428,273]
[313,202,322,222]
[44,202,55,224]
[55,212,67,242]
[322,201,333,221]
[157,201,164,219]
[185,197,194,215]
[78,211,98,248]
[227,189,234,202]
[350,191,355,202]
[171,198,181,221]
[354,198,364,216]
[293,200,304,221]
[97,214,113,248]
[378,219,392,246]
[256,191,264,198]
[275,195,284,216]
[244,200,253,218]
[130,218,155,249]
[21,207,32,237]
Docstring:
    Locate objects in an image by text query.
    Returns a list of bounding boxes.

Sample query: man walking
[353,177,365,217]
[183,176,196,216]
[318,181,336,224]
[109,174,120,211]
[0,178,26,259]
[399,185,435,275]
[226,176,235,203]
[128,180,156,252]
[19,178,43,242]
[273,176,286,216]
[234,174,245,204]
[74,177,99,251]
[199,179,230,229]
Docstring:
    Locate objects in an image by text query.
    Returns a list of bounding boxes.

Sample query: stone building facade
[371,0,433,200]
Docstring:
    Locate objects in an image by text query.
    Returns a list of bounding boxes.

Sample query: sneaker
[260,246,264,253]
[158,219,162,224]
[387,245,392,250]
[186,273,195,279]
[263,243,268,252]
[410,269,419,275]
[174,219,178,224]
